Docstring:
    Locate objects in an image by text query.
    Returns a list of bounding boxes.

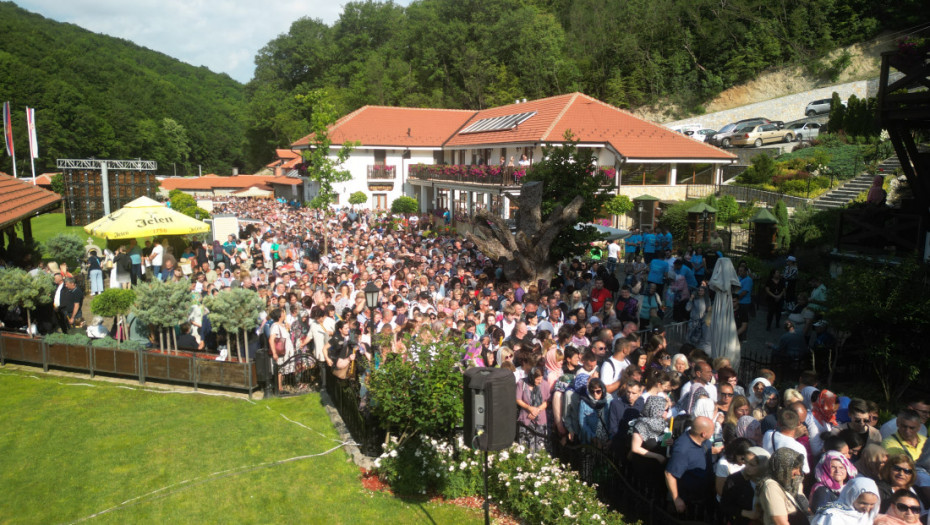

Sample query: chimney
[522,98,527,103]
[407,127,411,137]
[232,167,239,176]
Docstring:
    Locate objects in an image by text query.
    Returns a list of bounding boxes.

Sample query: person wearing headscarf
[855,444,887,481]
[811,390,839,455]
[737,415,763,446]
[810,476,880,525]
[680,385,710,416]
[802,386,821,410]
[755,385,781,433]
[748,377,773,408]
[810,450,859,513]
[630,395,671,500]
[543,348,563,388]
[579,378,611,447]
[866,175,886,206]
[758,447,809,525]
[516,367,550,453]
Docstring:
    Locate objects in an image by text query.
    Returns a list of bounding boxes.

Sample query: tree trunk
[171,329,178,355]
[158,328,164,352]
[26,309,32,338]
[243,331,249,364]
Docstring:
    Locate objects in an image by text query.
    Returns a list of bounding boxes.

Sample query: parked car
[710,118,782,147]
[804,98,845,116]
[692,129,717,142]
[730,123,794,147]
[786,121,822,141]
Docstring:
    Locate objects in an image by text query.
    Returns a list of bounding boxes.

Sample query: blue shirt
[739,276,753,305]
[647,258,668,285]
[643,233,657,253]
[678,264,697,288]
[666,435,712,503]
[128,246,142,265]
[691,254,704,275]
[663,232,673,251]
[626,234,640,253]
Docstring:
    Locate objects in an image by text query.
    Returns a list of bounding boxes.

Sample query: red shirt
[590,287,611,312]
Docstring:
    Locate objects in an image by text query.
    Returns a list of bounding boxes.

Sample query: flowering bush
[375,437,626,525]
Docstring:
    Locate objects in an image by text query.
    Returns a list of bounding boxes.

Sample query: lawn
[31,212,104,246]
[0,367,482,524]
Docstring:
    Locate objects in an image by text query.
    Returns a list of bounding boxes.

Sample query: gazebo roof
[750,208,779,224]
[633,194,660,201]
[687,203,718,214]
[0,172,62,230]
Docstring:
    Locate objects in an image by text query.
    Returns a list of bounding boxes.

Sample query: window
[620,164,670,185]
[374,150,386,165]
[459,111,536,134]
[374,194,387,210]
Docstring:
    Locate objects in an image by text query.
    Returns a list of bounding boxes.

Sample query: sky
[15,0,407,84]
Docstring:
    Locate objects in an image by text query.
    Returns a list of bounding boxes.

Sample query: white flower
[592,514,601,520]
[448,465,454,472]
[459,461,467,470]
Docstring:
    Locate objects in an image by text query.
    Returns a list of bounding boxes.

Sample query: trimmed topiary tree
[774,199,790,250]
[204,287,264,362]
[348,191,368,207]
[90,288,136,348]
[0,268,54,336]
[390,196,419,215]
[131,279,192,352]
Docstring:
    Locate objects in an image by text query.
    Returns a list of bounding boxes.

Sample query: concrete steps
[811,156,898,210]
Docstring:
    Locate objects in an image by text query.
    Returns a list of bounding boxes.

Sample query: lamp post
[364,281,380,310]
[637,202,643,231]
[701,209,709,244]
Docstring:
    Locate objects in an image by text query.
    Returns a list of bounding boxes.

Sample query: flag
[2,101,13,159]
[26,107,38,159]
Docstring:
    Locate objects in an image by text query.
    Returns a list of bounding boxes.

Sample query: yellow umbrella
[84,196,210,239]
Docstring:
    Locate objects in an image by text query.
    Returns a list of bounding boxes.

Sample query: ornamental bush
[390,196,419,215]
[375,437,624,525]
[42,233,85,267]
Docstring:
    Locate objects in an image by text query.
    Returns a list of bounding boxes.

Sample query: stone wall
[665,74,901,131]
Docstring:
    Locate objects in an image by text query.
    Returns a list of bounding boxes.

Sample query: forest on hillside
[0,2,248,177]
[247,0,928,166]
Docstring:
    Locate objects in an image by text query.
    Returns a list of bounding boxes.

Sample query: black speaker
[463,367,517,451]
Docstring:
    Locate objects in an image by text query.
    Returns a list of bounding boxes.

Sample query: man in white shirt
[602,339,634,395]
[147,238,164,277]
[606,239,621,276]
[762,406,810,474]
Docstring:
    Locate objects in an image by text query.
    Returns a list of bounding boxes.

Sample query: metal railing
[718,184,813,208]
[366,165,397,180]
[409,164,616,187]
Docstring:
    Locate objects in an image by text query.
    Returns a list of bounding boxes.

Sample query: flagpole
[26,107,37,184]
[30,152,35,184]
[10,149,16,179]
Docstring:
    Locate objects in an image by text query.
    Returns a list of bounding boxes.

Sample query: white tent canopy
[708,257,741,366]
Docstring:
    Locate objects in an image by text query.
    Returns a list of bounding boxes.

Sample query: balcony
[408,164,616,187]
[366,165,397,180]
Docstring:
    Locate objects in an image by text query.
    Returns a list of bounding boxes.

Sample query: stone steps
[811,156,898,210]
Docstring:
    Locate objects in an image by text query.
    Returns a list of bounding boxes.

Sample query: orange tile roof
[292,106,476,148]
[290,93,734,162]
[268,177,302,186]
[275,149,301,159]
[446,93,735,161]
[0,172,63,230]
[34,173,58,186]
[159,174,280,191]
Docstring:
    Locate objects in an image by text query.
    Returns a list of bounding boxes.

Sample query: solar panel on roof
[459,111,537,134]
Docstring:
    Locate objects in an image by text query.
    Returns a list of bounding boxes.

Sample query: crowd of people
[15,196,929,524]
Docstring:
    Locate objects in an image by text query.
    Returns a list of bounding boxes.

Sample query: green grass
[31,212,106,248]
[0,368,482,524]
[777,142,866,181]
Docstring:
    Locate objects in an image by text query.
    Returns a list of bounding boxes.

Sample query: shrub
[390,196,419,215]
[45,332,91,346]
[91,289,136,318]
[774,200,790,249]
[375,437,623,524]
[42,233,85,267]
[738,154,777,185]
[367,338,464,445]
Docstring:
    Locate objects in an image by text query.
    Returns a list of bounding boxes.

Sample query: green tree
[715,195,740,224]
[390,196,419,215]
[774,199,790,249]
[168,189,211,219]
[50,173,64,195]
[294,88,358,209]
[826,258,930,402]
[603,194,634,217]
[523,132,613,262]
[348,191,368,207]
[90,289,136,348]
[204,287,265,362]
[828,92,847,134]
[368,335,465,446]
[131,279,193,352]
[738,154,777,185]
[42,233,85,268]
[0,268,54,336]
